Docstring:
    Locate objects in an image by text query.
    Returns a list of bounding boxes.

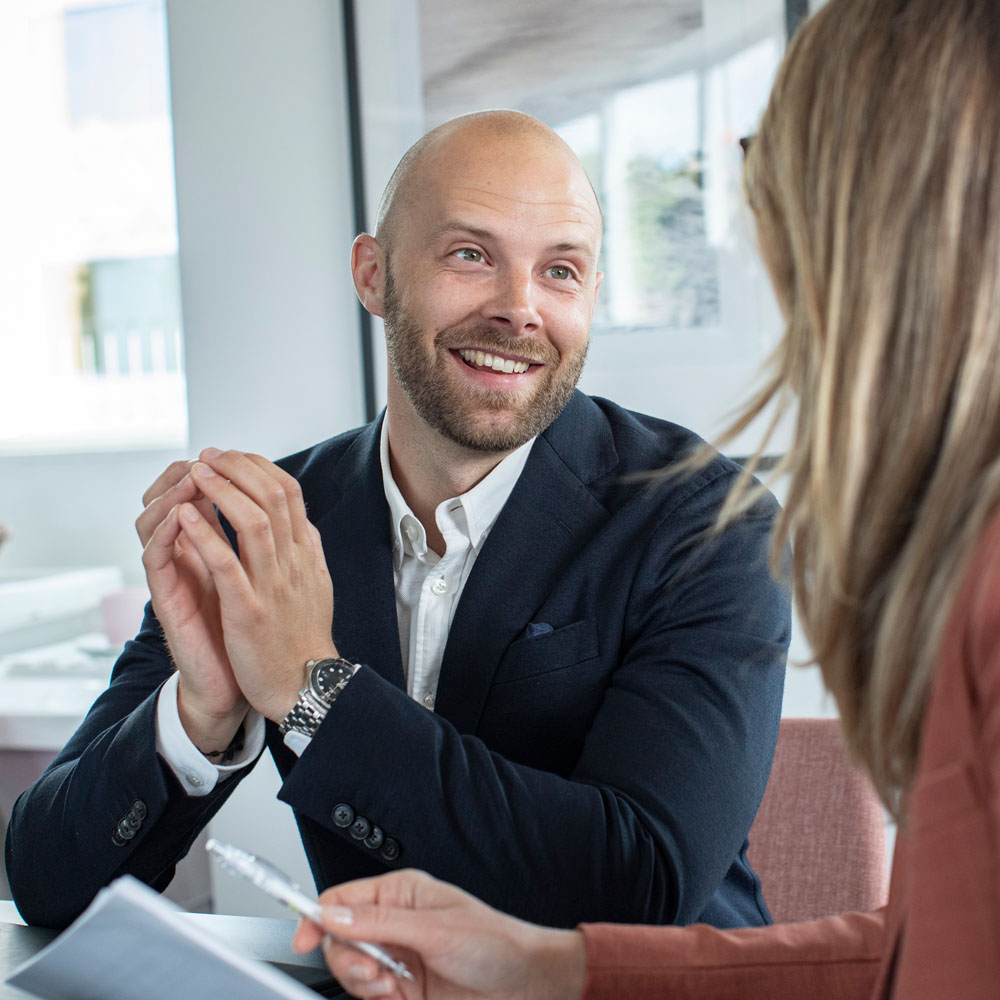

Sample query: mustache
[434,324,559,366]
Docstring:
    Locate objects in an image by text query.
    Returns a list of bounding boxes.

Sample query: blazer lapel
[434,393,618,733]
[311,418,406,691]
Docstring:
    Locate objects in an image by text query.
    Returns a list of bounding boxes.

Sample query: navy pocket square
[523,622,554,639]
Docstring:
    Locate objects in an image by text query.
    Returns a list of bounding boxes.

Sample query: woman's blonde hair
[727,0,1000,820]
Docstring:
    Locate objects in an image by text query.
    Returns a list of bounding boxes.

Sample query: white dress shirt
[155,422,533,795]
[381,420,534,708]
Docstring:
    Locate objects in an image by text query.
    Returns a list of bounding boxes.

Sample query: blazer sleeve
[277,480,788,928]
[3,604,257,928]
[579,910,885,999]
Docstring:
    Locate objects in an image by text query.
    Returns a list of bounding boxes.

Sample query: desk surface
[0,922,56,1000]
[0,911,345,999]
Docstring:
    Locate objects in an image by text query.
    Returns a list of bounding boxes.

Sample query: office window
[353,0,791,455]
[0,0,186,454]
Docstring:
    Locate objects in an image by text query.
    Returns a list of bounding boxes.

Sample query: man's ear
[350,234,386,317]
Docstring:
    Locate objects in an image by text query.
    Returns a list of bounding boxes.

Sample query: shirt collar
[380,420,534,567]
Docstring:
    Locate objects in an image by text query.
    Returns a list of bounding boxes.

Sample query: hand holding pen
[293,867,587,1000]
[205,839,414,984]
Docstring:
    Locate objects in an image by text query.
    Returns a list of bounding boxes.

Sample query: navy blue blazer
[6,393,789,931]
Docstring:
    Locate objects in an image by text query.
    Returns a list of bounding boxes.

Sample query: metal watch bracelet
[279,658,358,738]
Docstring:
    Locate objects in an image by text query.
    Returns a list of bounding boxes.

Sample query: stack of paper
[6,876,323,1000]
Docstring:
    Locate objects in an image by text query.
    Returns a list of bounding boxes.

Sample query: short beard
[381,262,587,454]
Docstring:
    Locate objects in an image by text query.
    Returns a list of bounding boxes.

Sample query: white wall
[0,449,183,585]
[167,0,364,458]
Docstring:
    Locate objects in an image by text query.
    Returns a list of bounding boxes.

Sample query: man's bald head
[348,108,604,457]
[373,110,602,253]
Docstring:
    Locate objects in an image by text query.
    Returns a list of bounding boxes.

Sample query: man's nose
[480,269,542,336]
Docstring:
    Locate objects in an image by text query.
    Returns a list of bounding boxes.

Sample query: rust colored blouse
[581,514,1000,999]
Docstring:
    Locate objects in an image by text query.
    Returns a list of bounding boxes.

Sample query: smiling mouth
[457,348,533,374]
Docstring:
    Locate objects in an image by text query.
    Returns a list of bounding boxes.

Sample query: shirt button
[430,578,448,596]
[422,693,435,709]
[403,521,419,541]
[185,772,204,788]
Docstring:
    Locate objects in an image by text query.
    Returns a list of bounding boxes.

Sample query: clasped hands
[136,448,337,755]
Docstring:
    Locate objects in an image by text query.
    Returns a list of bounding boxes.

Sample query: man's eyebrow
[427,221,495,244]
[428,222,597,262]
[548,241,596,262]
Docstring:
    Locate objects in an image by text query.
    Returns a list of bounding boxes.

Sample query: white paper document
[5,876,319,1000]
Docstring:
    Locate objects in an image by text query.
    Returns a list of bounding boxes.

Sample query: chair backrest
[747,717,889,924]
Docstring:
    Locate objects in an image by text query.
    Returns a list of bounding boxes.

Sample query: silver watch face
[310,658,354,703]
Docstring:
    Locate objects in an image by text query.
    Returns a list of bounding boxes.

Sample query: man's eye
[548,265,573,280]
[454,248,483,262]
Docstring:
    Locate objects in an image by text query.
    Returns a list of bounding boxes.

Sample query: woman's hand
[292,869,586,1000]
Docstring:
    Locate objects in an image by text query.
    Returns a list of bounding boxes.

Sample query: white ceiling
[418,0,704,126]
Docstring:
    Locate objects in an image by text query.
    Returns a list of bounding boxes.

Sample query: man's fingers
[141,459,194,508]
[142,504,214,604]
[242,453,315,547]
[142,504,181,573]
[191,495,228,541]
[188,464,280,579]
[176,502,251,602]
[136,472,200,546]
[194,450,296,559]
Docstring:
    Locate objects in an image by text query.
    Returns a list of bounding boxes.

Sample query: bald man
[7,113,789,936]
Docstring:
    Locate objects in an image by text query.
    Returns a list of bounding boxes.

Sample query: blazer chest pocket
[494,618,599,684]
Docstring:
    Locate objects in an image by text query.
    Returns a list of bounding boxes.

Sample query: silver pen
[205,838,415,982]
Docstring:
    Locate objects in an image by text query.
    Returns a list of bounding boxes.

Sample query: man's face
[377,131,603,455]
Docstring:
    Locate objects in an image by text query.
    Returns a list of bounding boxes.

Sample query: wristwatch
[279,657,359,738]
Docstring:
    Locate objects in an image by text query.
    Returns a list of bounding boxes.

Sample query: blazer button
[379,838,400,862]
[124,811,142,831]
[363,826,384,850]
[111,830,128,847]
[131,799,147,821]
[349,816,371,840]
[332,803,355,828]
[115,819,136,842]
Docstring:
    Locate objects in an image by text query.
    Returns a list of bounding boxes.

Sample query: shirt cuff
[282,729,313,757]
[155,671,265,796]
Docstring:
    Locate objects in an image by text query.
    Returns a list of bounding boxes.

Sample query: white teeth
[458,349,530,375]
